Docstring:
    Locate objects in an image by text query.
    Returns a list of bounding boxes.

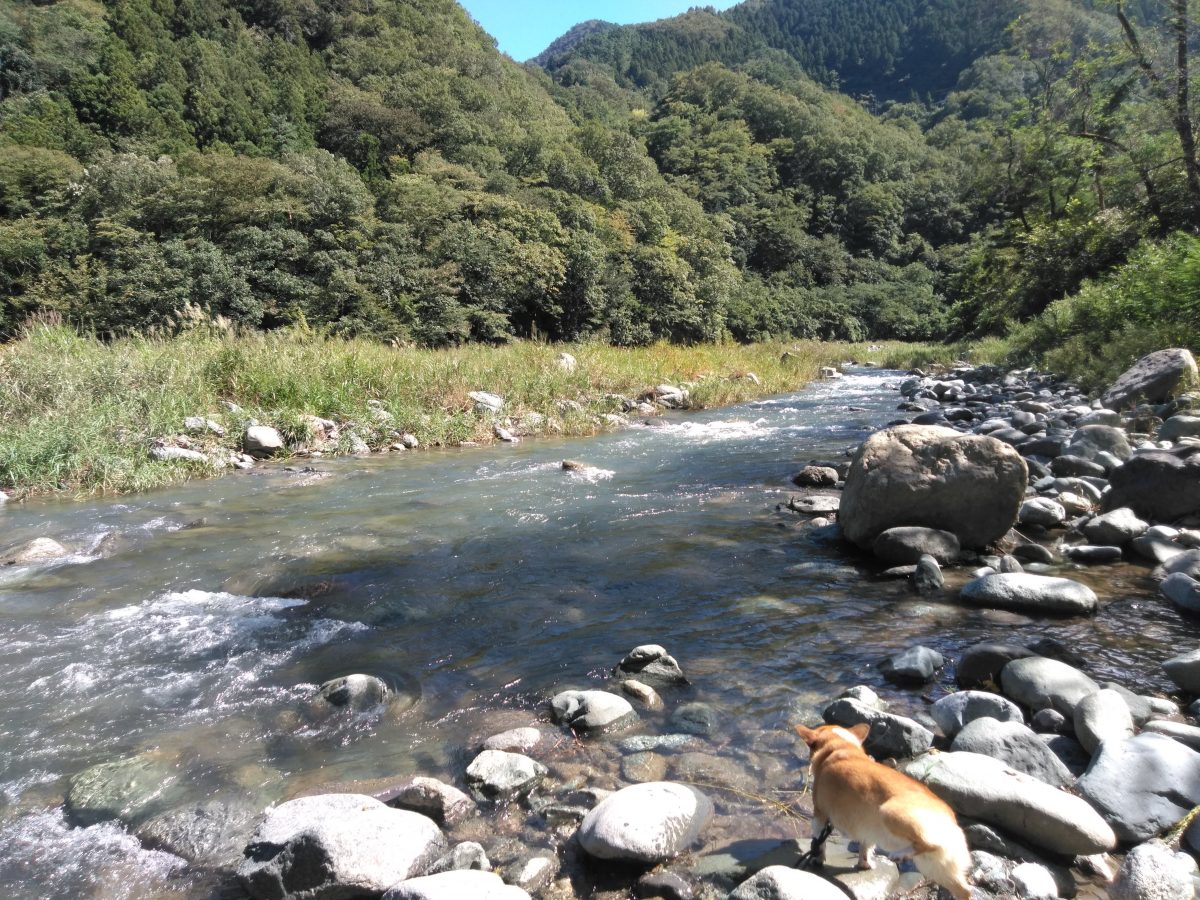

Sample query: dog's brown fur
[795,723,973,900]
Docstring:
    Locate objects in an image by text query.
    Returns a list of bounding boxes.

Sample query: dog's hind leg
[913,846,973,900]
[807,813,831,867]
[856,843,877,870]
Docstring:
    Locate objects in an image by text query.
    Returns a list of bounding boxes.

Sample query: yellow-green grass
[1,323,872,499]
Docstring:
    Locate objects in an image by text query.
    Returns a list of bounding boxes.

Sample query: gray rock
[1068,424,1133,462]
[1052,454,1107,478]
[1083,508,1149,546]
[1162,573,1200,614]
[621,679,664,710]
[427,842,490,874]
[136,797,260,868]
[577,782,712,864]
[871,526,961,565]
[464,751,546,799]
[1133,526,1186,564]
[482,727,545,755]
[503,854,557,894]
[879,645,944,684]
[3,537,70,565]
[1106,451,1200,523]
[617,734,702,753]
[670,703,719,736]
[1142,719,1200,751]
[1078,733,1200,842]
[957,643,1035,690]
[636,870,694,900]
[376,777,476,827]
[615,644,688,687]
[1073,689,1135,755]
[549,689,637,735]
[912,554,944,593]
[728,865,846,900]
[150,445,207,463]
[183,415,225,436]
[1065,544,1124,563]
[1157,549,1200,581]
[318,674,389,711]
[950,718,1075,787]
[1020,498,1068,529]
[1101,683,1157,727]
[468,391,505,413]
[1011,861,1062,899]
[383,871,529,900]
[1160,415,1200,442]
[1164,649,1200,693]
[1111,839,1197,900]
[1000,657,1100,717]
[931,691,1024,739]
[1031,709,1068,734]
[822,697,933,760]
[793,466,839,487]
[901,751,1116,856]
[243,425,285,458]
[66,753,187,828]
[239,794,445,900]
[839,425,1028,549]
[1077,409,1123,427]
[1103,348,1199,409]
[960,573,1098,615]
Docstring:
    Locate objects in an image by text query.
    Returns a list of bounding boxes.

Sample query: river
[0,369,1188,898]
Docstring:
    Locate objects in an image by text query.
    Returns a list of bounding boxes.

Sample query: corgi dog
[794,723,973,900]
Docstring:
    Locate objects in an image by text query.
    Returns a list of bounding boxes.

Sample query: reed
[0,322,866,498]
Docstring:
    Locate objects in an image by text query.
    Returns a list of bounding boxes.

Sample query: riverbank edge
[1,324,917,500]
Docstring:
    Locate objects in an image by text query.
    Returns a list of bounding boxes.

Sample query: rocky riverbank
[16,348,1200,900]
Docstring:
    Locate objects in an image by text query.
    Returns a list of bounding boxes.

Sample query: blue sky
[460,1,741,62]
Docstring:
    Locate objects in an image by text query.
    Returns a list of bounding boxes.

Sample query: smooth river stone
[383,870,530,900]
[1000,656,1100,717]
[577,782,712,864]
[930,691,1024,738]
[960,573,1098,615]
[901,751,1115,856]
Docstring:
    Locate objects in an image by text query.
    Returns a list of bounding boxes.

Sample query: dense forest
[1,0,1199,357]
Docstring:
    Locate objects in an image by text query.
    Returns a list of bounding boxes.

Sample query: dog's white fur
[795,723,973,899]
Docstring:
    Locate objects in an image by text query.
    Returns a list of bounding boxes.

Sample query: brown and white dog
[794,723,973,900]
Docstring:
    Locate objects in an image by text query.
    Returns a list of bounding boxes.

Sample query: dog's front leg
[856,843,877,870]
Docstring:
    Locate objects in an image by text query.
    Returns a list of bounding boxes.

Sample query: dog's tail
[912,817,973,900]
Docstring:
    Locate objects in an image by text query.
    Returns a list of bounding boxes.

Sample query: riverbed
[0,370,1190,898]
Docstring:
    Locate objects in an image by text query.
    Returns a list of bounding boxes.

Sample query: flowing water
[0,370,1191,898]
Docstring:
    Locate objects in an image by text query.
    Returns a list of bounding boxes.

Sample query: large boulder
[577,782,712,864]
[950,718,1075,787]
[318,675,389,711]
[839,425,1028,549]
[238,794,445,900]
[1106,450,1200,522]
[901,751,1116,856]
[1102,348,1198,410]
[930,691,1024,739]
[135,797,261,868]
[871,526,961,565]
[960,573,1098,616]
[1078,733,1200,843]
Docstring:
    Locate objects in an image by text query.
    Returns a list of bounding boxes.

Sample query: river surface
[0,370,1191,899]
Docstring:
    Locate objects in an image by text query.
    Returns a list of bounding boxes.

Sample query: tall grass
[0,323,857,498]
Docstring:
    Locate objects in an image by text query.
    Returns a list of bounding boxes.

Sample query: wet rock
[1001,656,1100,717]
[1102,348,1198,410]
[428,841,490,873]
[822,697,933,759]
[318,674,389,711]
[957,643,1035,690]
[464,751,546,800]
[871,526,960,565]
[1158,549,1200,581]
[243,425,285,459]
[913,554,944,594]
[670,703,719,736]
[792,466,839,487]
[1162,573,1200,614]
[482,727,546,755]
[1011,543,1056,565]
[1163,649,1200,693]
[469,391,505,413]
[1110,839,1197,900]
[550,690,637,735]
[788,494,840,514]
[3,537,70,565]
[1073,689,1135,755]
[502,853,558,894]
[621,679,664,710]
[901,751,1116,856]
[960,573,1098,616]
[383,870,529,900]
[1065,545,1123,564]
[493,424,519,443]
[577,782,712,864]
[1106,451,1200,523]
[239,794,445,900]
[950,718,1075,787]
[839,424,1028,549]
[930,691,1024,739]
[135,796,260,868]
[615,645,688,687]
[635,870,694,899]
[1019,498,1068,529]
[879,645,944,684]
[1133,526,1186,564]
[1082,508,1149,546]
[377,777,477,827]
[66,753,187,828]
[1078,733,1200,843]
[617,734,701,753]
[622,752,667,783]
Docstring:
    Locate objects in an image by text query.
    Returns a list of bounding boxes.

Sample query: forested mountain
[2,0,1199,354]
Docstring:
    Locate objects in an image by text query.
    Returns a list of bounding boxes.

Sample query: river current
[0,370,1191,898]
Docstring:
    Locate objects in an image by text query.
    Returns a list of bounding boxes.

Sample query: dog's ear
[794,724,817,745]
[847,723,870,744]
